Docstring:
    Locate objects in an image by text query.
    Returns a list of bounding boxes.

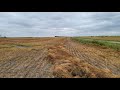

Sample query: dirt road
[0,37,120,78]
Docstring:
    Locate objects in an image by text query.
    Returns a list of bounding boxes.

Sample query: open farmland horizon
[0,36,120,78]
[0,12,120,78]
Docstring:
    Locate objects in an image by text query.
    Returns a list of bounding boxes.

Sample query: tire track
[64,38,108,69]
[0,37,119,77]
[0,38,58,78]
[64,38,120,75]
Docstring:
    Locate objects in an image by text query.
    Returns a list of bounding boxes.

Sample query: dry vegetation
[0,37,120,78]
[47,44,117,78]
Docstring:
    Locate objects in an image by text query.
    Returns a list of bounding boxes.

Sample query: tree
[4,36,7,38]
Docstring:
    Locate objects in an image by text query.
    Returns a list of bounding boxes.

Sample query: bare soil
[0,37,120,78]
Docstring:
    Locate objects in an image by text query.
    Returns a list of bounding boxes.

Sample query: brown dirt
[0,37,120,78]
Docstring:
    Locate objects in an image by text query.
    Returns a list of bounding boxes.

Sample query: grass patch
[79,36,120,42]
[0,43,32,49]
[14,44,32,47]
[71,37,120,51]
[0,44,14,48]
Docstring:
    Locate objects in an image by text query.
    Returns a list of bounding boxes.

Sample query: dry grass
[0,37,120,78]
[0,37,62,78]
[47,44,119,78]
[67,38,120,75]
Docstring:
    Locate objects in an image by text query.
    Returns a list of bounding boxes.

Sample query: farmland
[0,37,120,78]
[79,36,120,42]
[72,36,120,50]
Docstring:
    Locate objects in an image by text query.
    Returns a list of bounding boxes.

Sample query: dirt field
[0,37,120,78]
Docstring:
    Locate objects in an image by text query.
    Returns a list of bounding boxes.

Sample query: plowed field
[0,37,120,78]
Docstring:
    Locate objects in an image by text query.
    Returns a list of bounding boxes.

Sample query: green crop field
[78,36,120,42]
[71,36,120,51]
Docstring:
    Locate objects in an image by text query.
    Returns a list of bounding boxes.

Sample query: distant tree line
[0,34,7,38]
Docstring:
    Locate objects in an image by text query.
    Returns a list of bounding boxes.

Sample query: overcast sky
[0,12,120,37]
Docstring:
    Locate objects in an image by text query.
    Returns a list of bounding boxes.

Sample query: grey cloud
[0,12,120,37]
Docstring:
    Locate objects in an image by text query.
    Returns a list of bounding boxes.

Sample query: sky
[0,12,120,37]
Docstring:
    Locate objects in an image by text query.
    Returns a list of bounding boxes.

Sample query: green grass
[71,37,120,51]
[79,36,120,42]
